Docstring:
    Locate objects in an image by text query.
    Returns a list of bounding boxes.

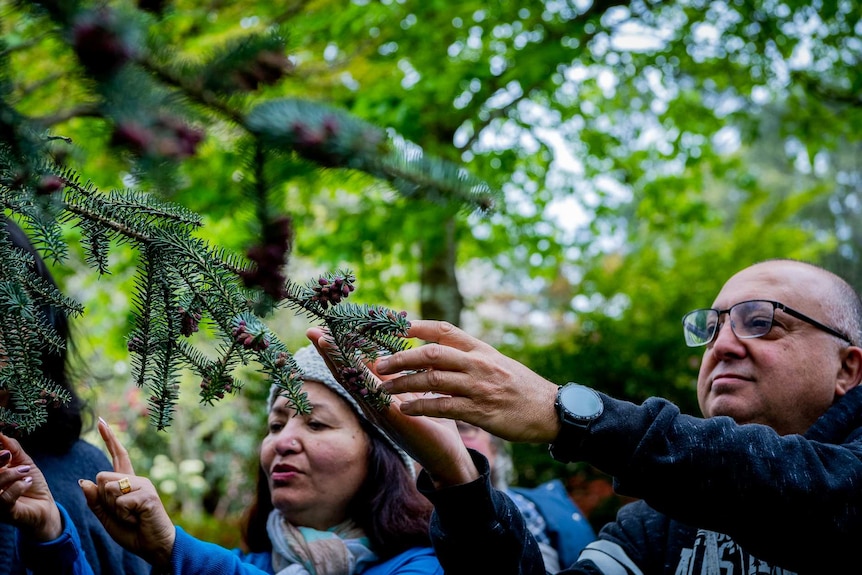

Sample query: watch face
[559,384,603,419]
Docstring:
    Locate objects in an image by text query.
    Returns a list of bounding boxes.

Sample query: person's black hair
[2,218,82,453]
[241,419,433,558]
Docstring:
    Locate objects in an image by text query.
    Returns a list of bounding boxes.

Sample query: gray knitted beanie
[267,345,414,475]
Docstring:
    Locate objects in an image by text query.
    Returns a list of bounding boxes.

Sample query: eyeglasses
[682,299,852,347]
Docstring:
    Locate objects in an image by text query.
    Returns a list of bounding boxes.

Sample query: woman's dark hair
[241,419,433,558]
[2,218,82,453]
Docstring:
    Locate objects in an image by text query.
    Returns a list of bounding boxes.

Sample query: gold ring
[118,477,132,495]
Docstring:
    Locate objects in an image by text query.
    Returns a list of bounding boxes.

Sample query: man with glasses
[315,259,862,574]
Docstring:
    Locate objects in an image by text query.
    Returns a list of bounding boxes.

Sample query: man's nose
[710,318,746,356]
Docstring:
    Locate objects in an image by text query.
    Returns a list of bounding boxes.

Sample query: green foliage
[0,187,80,433]
[0,0,497,435]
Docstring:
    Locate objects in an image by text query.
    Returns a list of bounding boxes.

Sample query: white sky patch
[476,119,539,153]
[789,38,813,69]
[546,195,590,234]
[594,174,631,202]
[565,63,590,83]
[712,93,745,117]
[712,126,740,154]
[534,127,584,174]
[398,58,421,89]
[323,43,339,62]
[813,151,829,177]
[691,21,720,46]
[240,16,259,28]
[502,180,539,218]
[611,21,668,52]
[596,68,619,97]
[340,72,359,91]
[121,172,138,187]
[644,66,673,102]
[486,81,523,109]
[751,85,771,105]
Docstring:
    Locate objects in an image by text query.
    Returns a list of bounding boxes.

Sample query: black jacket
[421,385,862,574]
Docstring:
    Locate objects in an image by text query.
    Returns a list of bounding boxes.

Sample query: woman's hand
[0,434,63,541]
[79,419,176,569]
[307,327,480,488]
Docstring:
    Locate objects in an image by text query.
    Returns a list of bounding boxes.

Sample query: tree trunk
[419,215,463,324]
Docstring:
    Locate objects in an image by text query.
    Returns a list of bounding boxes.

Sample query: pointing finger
[97,418,136,475]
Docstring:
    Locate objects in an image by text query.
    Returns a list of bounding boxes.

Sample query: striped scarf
[266,509,378,575]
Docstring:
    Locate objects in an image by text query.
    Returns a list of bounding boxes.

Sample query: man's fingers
[379,366,471,397]
[406,320,482,351]
[97,418,135,475]
[376,342,467,377]
[397,393,465,420]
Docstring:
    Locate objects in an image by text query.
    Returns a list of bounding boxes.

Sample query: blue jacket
[18,512,442,575]
[17,504,94,575]
[509,479,596,568]
[170,527,444,575]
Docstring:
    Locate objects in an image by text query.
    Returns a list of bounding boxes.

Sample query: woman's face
[261,379,370,530]
[456,421,498,469]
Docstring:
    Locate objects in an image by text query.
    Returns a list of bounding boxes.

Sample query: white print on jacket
[577,531,797,575]
[675,530,796,575]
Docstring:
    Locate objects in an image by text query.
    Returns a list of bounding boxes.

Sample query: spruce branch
[246,99,499,212]
[1,0,498,434]
[187,31,293,95]
[0,280,73,434]
[33,104,102,127]
[278,270,415,412]
[0,135,474,435]
[3,161,431,431]
[146,275,182,430]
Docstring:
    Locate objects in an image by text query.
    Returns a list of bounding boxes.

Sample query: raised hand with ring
[79,419,177,569]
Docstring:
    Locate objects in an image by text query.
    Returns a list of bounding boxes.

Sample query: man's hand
[373,319,561,444]
[307,327,480,488]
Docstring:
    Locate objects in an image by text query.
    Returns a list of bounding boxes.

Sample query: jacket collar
[805,384,862,443]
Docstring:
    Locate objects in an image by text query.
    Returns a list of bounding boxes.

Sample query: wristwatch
[549,382,603,462]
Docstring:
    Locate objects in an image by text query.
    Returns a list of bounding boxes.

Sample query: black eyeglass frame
[682,299,853,348]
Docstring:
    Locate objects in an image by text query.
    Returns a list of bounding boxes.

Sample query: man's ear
[835,346,862,396]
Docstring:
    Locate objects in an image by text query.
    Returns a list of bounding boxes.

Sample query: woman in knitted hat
[238,345,439,573]
[3,345,443,575]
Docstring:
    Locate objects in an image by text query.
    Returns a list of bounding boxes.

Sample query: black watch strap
[549,420,589,462]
